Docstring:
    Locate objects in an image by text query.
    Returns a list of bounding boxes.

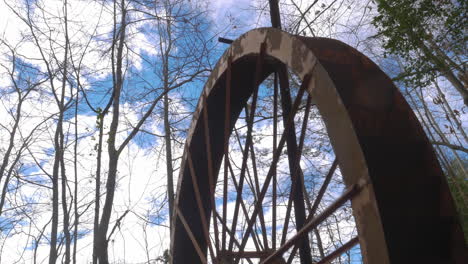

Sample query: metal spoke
[272,71,278,250]
[215,212,241,249]
[287,158,338,257]
[280,94,313,247]
[222,55,232,251]
[232,128,259,204]
[227,138,265,252]
[228,155,262,252]
[234,73,312,264]
[186,150,218,264]
[316,237,359,264]
[228,42,266,252]
[175,206,207,264]
[314,228,325,259]
[309,159,338,218]
[297,95,314,211]
[230,123,265,252]
[202,96,220,254]
[286,246,299,264]
[278,66,312,264]
[244,106,270,250]
[280,172,296,246]
[260,184,361,264]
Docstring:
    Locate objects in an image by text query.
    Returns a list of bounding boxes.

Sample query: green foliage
[446,159,468,243]
[156,249,170,263]
[372,0,467,87]
[447,176,468,243]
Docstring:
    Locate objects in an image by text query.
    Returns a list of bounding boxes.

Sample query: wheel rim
[171,28,466,264]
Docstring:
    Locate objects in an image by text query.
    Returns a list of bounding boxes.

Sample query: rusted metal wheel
[170,28,466,264]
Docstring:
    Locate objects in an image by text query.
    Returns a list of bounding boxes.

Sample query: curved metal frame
[171,28,466,264]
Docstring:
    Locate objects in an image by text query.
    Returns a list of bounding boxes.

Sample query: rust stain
[172,28,467,264]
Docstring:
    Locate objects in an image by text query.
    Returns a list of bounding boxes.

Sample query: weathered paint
[171,28,467,264]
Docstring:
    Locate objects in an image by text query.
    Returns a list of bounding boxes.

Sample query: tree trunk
[432,80,467,143]
[0,92,23,215]
[95,1,127,262]
[164,88,174,227]
[93,116,105,264]
[162,4,175,232]
[49,108,62,264]
[60,3,72,261]
[73,91,79,264]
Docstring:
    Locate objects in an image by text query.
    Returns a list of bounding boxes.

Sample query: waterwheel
[170,28,466,264]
